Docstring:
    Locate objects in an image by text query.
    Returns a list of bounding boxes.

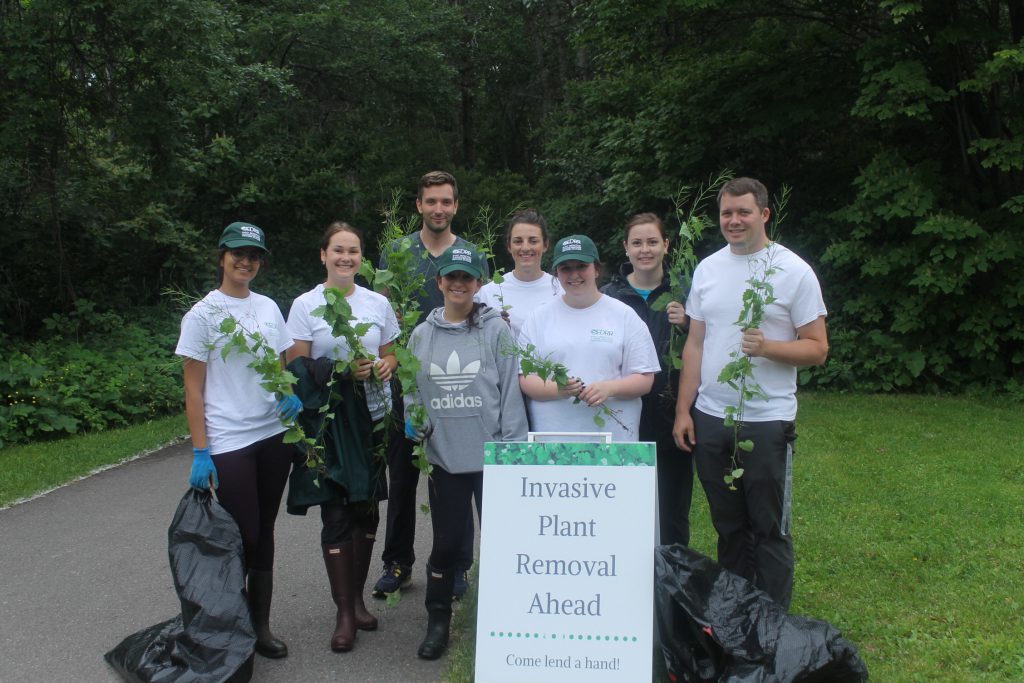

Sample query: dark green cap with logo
[437,244,485,279]
[552,234,599,268]
[219,222,269,252]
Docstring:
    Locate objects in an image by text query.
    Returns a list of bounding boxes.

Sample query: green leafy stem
[358,190,432,477]
[514,341,632,435]
[715,185,790,489]
[213,315,324,471]
[650,171,733,395]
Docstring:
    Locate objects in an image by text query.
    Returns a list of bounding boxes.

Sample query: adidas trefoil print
[430,350,481,391]
[429,350,484,409]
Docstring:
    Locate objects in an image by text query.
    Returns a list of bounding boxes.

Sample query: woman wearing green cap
[518,234,660,440]
[175,222,300,660]
[404,244,529,660]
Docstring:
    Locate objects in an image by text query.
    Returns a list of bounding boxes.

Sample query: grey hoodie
[406,305,528,473]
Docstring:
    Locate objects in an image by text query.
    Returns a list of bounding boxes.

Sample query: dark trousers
[380,411,475,570]
[426,466,483,571]
[211,432,293,571]
[692,408,796,610]
[320,501,380,545]
[319,416,383,546]
[642,412,693,547]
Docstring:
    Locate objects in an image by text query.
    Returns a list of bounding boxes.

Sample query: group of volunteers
[174,170,828,669]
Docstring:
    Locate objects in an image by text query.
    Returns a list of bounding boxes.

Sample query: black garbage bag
[655,545,869,683]
[105,489,256,683]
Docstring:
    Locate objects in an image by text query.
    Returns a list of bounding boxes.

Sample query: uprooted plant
[358,189,432,478]
[513,341,632,435]
[650,170,734,398]
[202,307,323,472]
[717,185,791,489]
[461,201,522,318]
[164,288,319,470]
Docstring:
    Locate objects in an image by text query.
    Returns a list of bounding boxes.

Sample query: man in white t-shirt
[672,177,828,610]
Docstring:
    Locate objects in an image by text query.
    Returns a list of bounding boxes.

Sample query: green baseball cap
[552,234,599,268]
[219,222,269,252]
[437,245,485,279]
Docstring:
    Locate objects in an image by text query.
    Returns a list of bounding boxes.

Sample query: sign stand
[475,436,657,683]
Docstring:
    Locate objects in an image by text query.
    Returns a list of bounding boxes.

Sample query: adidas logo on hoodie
[429,351,483,409]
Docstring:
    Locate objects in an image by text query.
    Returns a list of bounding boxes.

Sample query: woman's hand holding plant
[578,380,611,408]
[666,301,687,327]
[351,357,374,381]
[374,356,396,383]
[557,377,584,400]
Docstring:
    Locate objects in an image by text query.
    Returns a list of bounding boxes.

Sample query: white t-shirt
[175,290,293,455]
[687,244,827,422]
[286,284,400,420]
[477,271,563,338]
[518,295,660,441]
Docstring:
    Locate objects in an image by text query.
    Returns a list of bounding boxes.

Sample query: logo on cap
[239,225,263,243]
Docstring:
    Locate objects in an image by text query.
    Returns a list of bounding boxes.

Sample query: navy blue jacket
[601,264,685,433]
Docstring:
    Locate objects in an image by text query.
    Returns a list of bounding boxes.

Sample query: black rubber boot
[247,569,288,659]
[417,564,455,660]
[322,543,357,652]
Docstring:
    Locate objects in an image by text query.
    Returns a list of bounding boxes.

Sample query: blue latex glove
[190,447,218,490]
[276,394,302,421]
[404,417,429,442]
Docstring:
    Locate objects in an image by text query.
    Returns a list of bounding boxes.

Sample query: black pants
[380,406,474,570]
[320,502,381,545]
[641,411,693,547]
[692,408,796,610]
[211,432,293,571]
[426,466,483,571]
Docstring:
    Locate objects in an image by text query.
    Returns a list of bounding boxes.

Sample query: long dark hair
[466,301,486,329]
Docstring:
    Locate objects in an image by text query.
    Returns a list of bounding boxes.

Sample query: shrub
[0,301,182,447]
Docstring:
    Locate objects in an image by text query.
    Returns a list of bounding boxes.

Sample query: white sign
[475,441,657,683]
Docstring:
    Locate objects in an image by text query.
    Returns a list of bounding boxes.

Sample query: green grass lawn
[0,414,187,507]
[446,392,1024,682]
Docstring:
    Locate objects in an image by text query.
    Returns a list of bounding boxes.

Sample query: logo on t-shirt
[429,351,484,409]
[590,328,614,343]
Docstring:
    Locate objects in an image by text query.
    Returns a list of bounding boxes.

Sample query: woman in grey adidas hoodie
[405,244,528,660]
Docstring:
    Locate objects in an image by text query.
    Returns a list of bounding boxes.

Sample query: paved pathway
[0,441,463,682]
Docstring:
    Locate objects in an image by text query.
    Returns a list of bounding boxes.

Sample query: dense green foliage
[0,301,181,446]
[2,0,1023,443]
[543,1,1024,392]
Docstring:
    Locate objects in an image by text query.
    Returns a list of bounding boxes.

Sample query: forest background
[2,0,1022,445]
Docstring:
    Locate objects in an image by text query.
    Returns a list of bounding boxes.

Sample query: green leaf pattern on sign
[484,442,655,467]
